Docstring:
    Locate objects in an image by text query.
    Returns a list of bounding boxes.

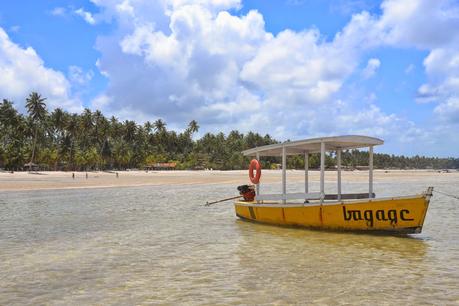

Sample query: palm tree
[0,99,17,128]
[152,119,167,155]
[187,120,199,134]
[101,138,112,169]
[0,100,28,170]
[123,120,137,144]
[80,108,93,149]
[153,119,166,133]
[65,114,79,170]
[0,100,18,147]
[50,108,66,138]
[49,108,67,170]
[93,110,109,146]
[144,121,153,134]
[25,92,47,166]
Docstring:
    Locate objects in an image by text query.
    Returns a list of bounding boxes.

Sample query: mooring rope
[434,189,459,200]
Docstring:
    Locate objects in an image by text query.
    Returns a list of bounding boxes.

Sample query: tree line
[1,93,458,171]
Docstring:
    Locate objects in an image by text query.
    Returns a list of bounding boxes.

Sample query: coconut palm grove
[1,93,458,171]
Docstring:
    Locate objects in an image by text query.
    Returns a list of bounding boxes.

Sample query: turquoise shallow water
[0,179,458,305]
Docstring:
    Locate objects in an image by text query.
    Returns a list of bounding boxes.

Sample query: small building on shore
[145,162,177,171]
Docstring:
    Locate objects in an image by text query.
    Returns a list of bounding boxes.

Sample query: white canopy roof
[242,135,384,156]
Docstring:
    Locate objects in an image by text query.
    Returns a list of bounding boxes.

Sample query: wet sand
[0,169,457,191]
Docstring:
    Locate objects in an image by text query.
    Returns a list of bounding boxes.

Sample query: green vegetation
[1,94,458,171]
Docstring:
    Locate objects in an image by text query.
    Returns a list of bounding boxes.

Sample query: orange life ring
[249,159,261,184]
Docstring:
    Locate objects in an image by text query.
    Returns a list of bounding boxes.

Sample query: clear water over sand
[1,179,458,305]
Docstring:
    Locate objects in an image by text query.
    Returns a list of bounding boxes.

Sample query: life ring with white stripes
[249,159,261,184]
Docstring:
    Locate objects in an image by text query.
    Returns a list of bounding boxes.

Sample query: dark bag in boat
[237,185,256,201]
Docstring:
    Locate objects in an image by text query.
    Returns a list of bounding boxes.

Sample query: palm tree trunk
[30,127,38,164]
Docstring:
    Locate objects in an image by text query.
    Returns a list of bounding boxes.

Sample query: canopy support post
[304,152,309,194]
[282,145,287,204]
[369,145,374,198]
[256,152,260,203]
[320,142,325,201]
[337,149,342,201]
[256,152,260,196]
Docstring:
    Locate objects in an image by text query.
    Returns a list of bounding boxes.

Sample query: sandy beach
[0,169,457,191]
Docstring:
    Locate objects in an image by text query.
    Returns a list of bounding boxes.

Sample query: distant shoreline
[0,169,457,192]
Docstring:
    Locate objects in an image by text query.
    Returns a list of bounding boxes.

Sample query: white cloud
[313,0,459,129]
[91,94,112,110]
[240,29,351,104]
[0,27,81,112]
[75,8,96,25]
[94,0,359,129]
[434,97,459,123]
[367,0,459,127]
[68,66,94,86]
[377,0,459,49]
[362,58,380,79]
[416,48,459,104]
[95,3,273,124]
[86,0,459,155]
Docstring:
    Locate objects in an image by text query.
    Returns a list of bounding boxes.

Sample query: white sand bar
[0,169,457,191]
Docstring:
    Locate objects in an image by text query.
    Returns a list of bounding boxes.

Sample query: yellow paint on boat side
[234,195,430,233]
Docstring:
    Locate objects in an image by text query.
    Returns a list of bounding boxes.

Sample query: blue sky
[0,0,458,156]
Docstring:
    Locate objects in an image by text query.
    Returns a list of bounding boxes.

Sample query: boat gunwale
[234,193,427,208]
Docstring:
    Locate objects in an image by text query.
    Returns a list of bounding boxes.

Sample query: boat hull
[234,191,432,234]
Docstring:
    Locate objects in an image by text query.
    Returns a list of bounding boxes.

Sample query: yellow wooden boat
[235,135,433,234]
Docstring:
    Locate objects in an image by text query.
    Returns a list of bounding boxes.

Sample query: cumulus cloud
[68,66,94,86]
[372,0,459,125]
[416,48,459,105]
[0,27,81,111]
[362,58,380,79]
[85,0,459,154]
[377,0,459,49]
[95,3,273,125]
[93,0,366,135]
[240,29,352,104]
[91,94,112,110]
[434,97,459,123]
[75,8,97,25]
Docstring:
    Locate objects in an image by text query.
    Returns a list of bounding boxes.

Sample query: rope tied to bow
[434,189,459,200]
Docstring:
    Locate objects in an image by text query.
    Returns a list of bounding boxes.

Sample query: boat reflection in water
[233,219,429,304]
